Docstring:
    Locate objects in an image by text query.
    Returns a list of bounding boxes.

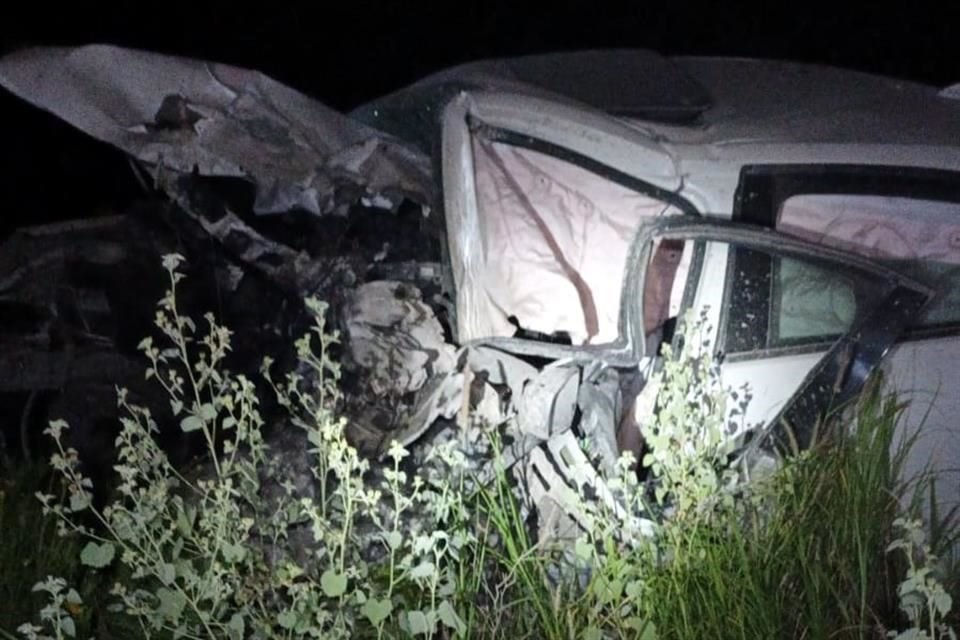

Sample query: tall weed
[10,257,958,639]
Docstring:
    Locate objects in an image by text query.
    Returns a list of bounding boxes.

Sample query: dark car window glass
[724,243,886,355]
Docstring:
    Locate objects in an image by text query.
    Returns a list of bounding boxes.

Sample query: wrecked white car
[1,46,959,539]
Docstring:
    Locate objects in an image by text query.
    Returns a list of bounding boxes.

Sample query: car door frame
[621,217,933,454]
[439,96,935,456]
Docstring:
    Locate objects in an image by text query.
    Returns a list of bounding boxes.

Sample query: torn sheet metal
[396,346,624,455]
[393,341,634,534]
[516,364,580,440]
[396,347,642,545]
[0,45,435,215]
[174,203,334,297]
[521,429,655,545]
[576,363,626,479]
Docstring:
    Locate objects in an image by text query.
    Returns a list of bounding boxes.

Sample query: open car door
[627,218,933,449]
[520,216,933,542]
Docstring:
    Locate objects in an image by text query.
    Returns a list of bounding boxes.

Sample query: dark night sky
[1,1,958,232]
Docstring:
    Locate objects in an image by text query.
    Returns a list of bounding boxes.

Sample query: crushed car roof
[354,50,960,151]
[351,49,713,134]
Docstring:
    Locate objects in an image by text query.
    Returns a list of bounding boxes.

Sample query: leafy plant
[15,577,83,640]
[0,461,139,639]
[25,255,486,639]
[532,309,959,640]
[888,517,956,640]
[14,257,960,639]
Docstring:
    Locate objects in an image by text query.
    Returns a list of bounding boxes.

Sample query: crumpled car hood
[0,44,435,215]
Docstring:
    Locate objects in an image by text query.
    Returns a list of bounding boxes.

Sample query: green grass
[1,463,84,635]
[639,381,953,640]
[0,463,138,639]
[461,378,959,639]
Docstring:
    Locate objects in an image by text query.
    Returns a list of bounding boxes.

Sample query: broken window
[777,194,960,330]
[467,136,682,346]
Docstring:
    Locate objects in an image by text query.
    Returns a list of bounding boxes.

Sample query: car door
[433,92,933,539]
[513,216,931,543]
[623,217,933,457]
[438,90,933,467]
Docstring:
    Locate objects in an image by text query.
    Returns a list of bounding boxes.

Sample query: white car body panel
[443,56,960,518]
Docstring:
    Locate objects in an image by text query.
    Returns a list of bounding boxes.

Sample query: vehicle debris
[343,280,456,398]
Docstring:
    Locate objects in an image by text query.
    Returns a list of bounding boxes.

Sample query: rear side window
[777,195,960,329]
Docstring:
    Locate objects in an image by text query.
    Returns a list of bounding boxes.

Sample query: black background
[1,1,958,232]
